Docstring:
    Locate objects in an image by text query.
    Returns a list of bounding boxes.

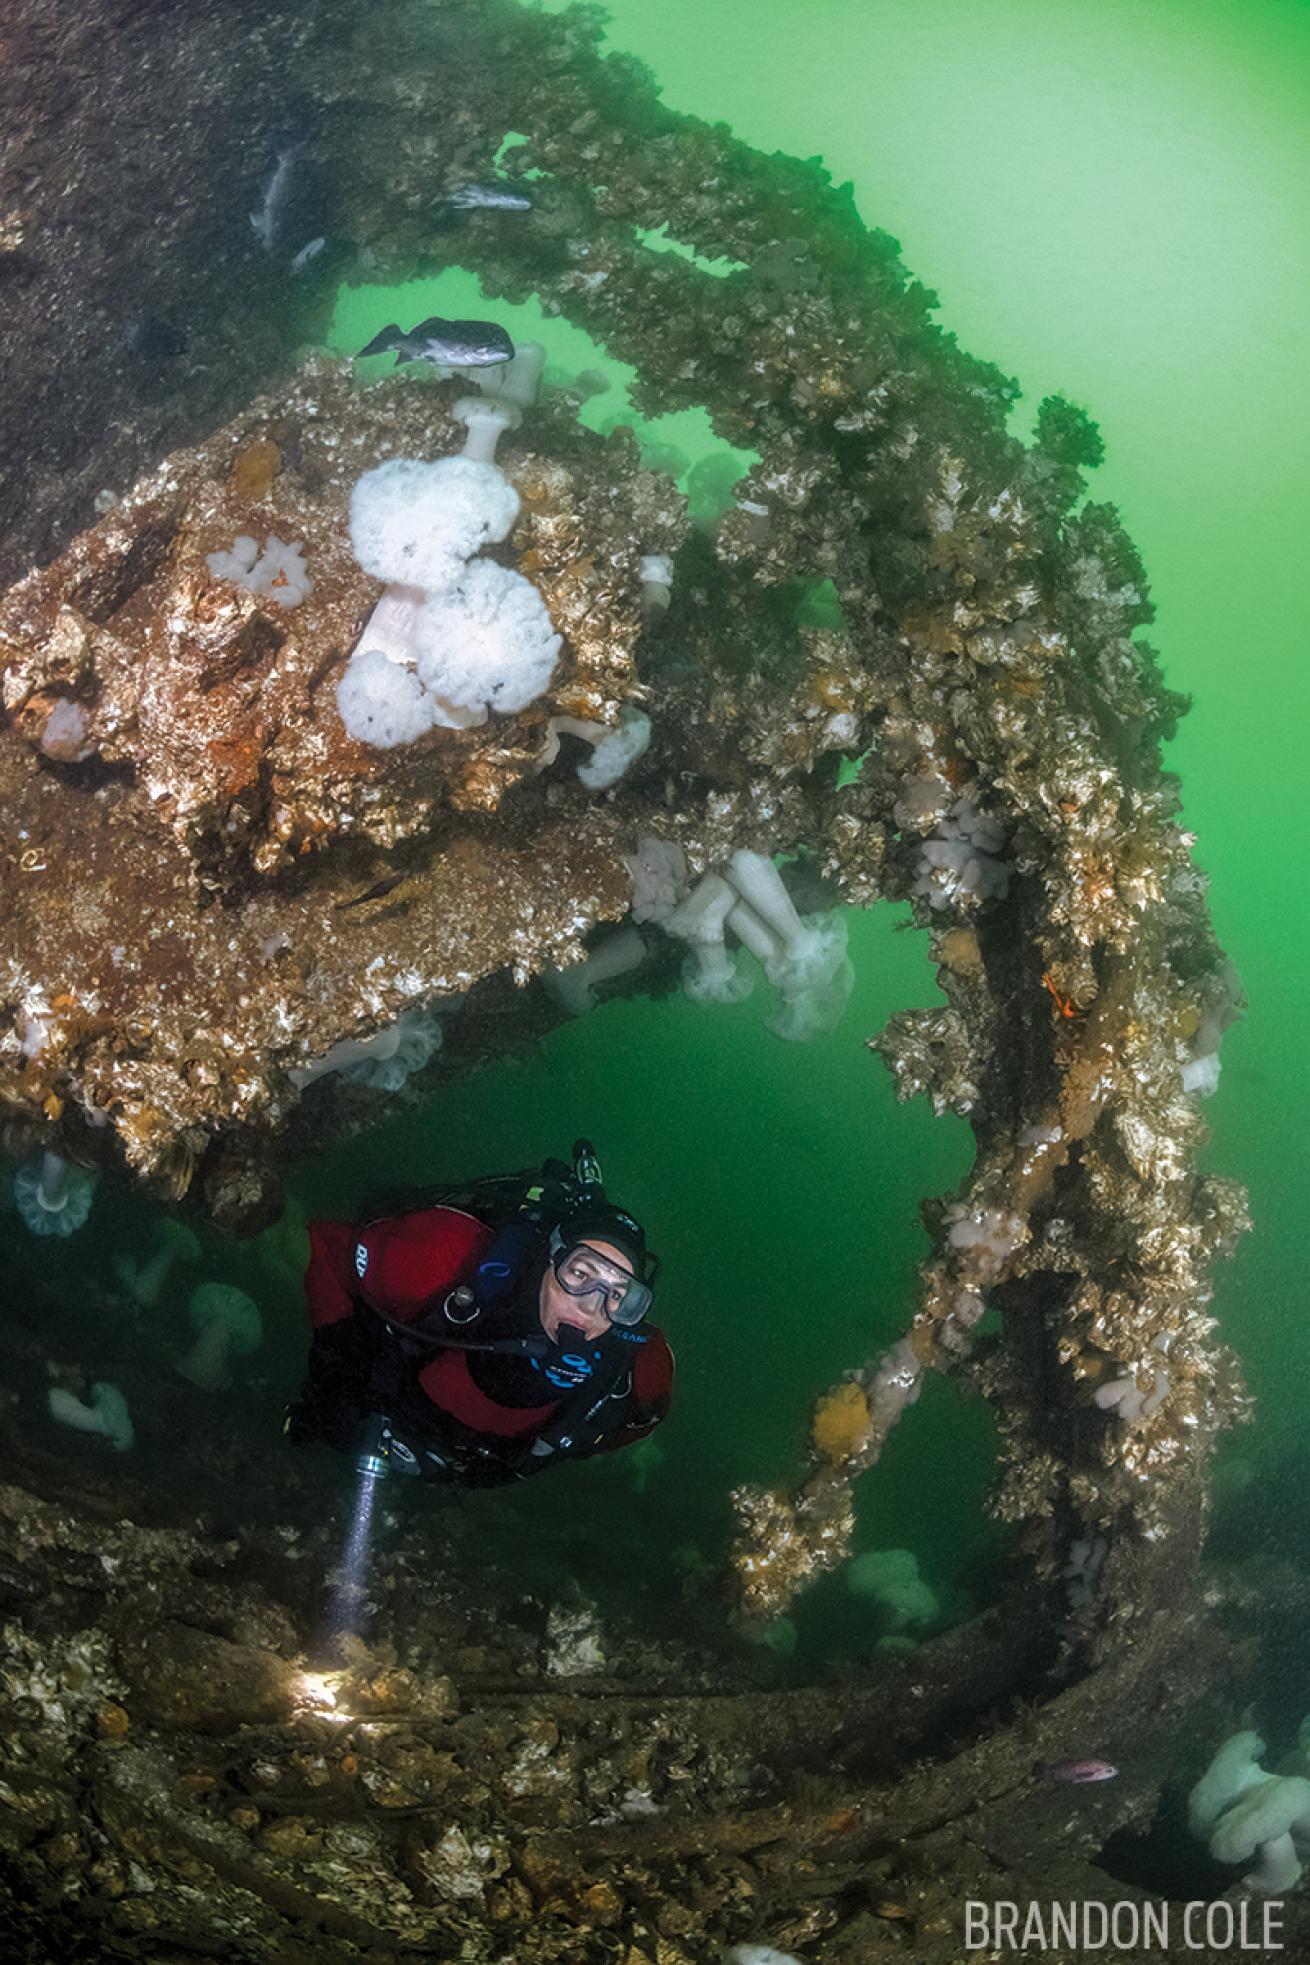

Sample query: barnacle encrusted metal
[0,3,1252,1951]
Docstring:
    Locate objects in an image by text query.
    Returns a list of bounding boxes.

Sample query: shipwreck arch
[0,0,1264,1958]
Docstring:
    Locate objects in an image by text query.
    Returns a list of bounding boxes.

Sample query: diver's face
[538,1239,632,1343]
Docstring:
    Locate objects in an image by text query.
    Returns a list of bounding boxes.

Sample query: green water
[533,0,1310,1477]
[298,0,1310,1644]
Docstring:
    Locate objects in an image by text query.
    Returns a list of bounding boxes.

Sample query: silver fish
[356,316,514,369]
[290,236,326,275]
[1034,1758,1118,1785]
[250,144,301,252]
[251,141,330,270]
[439,181,534,213]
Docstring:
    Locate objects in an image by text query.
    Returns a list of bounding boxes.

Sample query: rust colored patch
[206,732,267,798]
[176,1772,218,1798]
[96,1702,131,1739]
[1042,971,1086,1021]
[229,439,283,501]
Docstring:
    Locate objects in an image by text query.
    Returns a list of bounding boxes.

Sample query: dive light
[355,1412,391,1482]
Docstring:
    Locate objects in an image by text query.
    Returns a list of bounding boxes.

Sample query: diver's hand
[282,1398,321,1447]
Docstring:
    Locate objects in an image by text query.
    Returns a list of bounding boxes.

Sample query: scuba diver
[286,1142,674,1487]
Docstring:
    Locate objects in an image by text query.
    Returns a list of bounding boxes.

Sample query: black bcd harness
[357,1155,652,1477]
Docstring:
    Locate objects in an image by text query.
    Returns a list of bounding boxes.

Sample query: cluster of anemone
[204,533,313,608]
[337,432,556,744]
[845,1547,941,1646]
[615,839,854,1042]
[43,1280,263,1461]
[289,1003,449,1094]
[1093,1333,1172,1423]
[944,1201,1026,1282]
[894,774,1010,911]
[339,340,661,785]
[1189,1733,1310,1894]
[336,351,562,747]
[38,1209,265,1461]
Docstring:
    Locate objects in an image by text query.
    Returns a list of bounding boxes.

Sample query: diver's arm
[287,1220,376,1447]
[579,1327,675,1457]
[303,1219,359,1329]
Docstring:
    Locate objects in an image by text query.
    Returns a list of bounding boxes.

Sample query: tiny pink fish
[1034,1757,1118,1785]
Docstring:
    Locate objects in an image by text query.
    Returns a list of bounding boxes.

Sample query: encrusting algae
[810,1381,874,1466]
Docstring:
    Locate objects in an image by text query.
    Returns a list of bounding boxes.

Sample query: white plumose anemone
[178,1284,263,1392]
[335,648,437,749]
[666,874,753,1006]
[348,456,520,592]
[413,561,561,727]
[14,1151,97,1238]
[48,1382,134,1452]
[577,707,652,790]
[722,849,854,1040]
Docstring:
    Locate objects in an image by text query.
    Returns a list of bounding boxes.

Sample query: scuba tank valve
[572,1138,604,1195]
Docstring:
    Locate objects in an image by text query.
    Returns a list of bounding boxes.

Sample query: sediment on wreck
[0,1397,1297,1965]
[0,0,1260,1957]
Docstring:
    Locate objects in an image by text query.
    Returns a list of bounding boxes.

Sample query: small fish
[437,180,534,214]
[251,141,303,251]
[289,236,326,275]
[1034,1757,1118,1785]
[335,872,408,912]
[250,138,330,270]
[356,316,514,369]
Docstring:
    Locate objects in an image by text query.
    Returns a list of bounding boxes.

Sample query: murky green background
[317,0,1310,1644]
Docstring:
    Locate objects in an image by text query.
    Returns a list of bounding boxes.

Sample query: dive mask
[551,1240,652,1327]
